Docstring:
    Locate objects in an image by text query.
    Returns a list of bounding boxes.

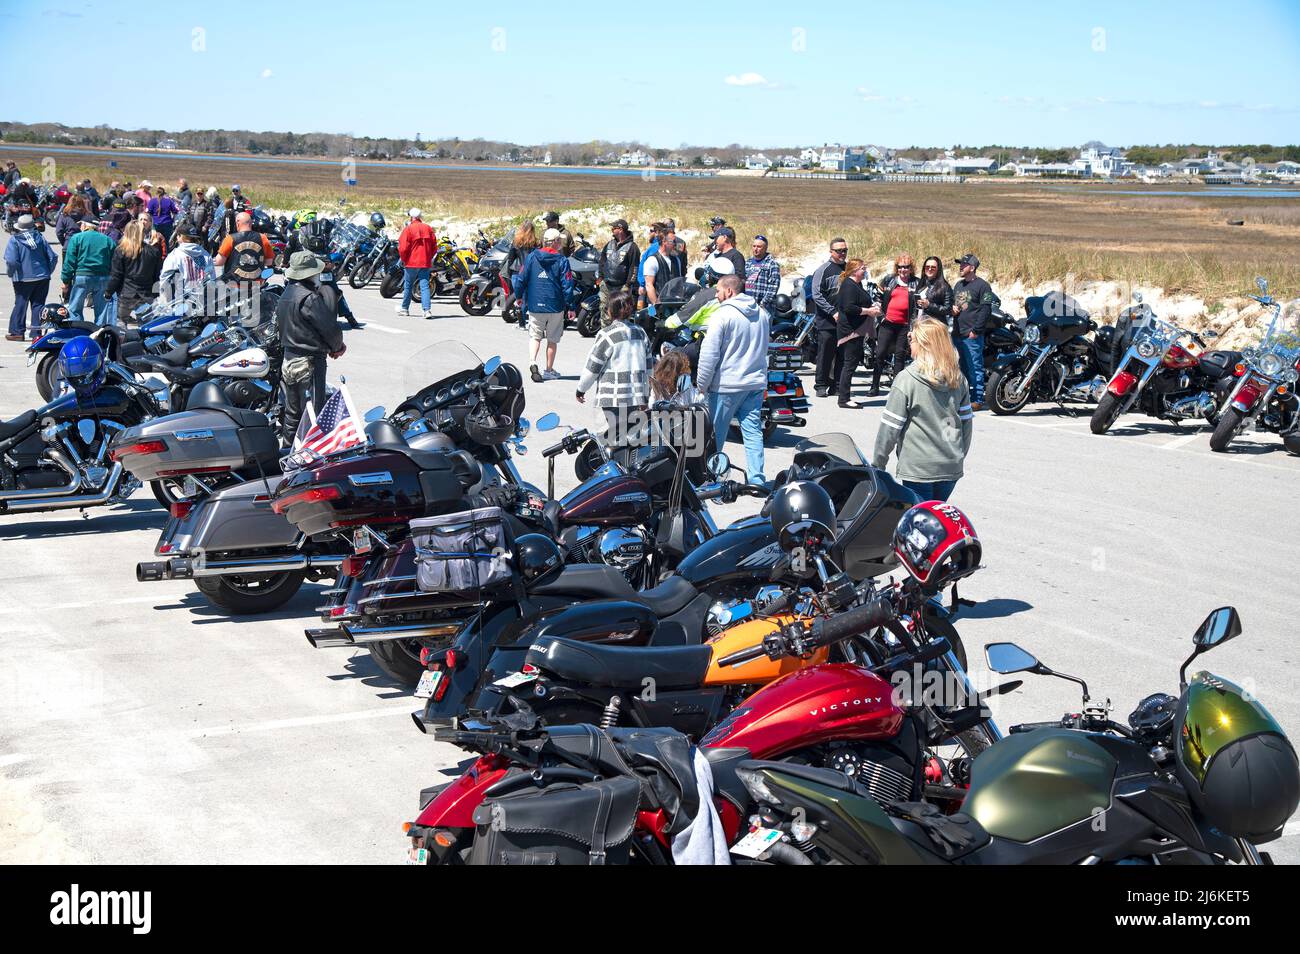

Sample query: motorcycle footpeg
[305,627,354,649]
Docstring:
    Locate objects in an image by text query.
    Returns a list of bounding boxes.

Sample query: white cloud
[260,68,273,79]
[725,72,773,88]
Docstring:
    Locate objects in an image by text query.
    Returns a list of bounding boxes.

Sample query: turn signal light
[109,439,166,462]
[271,484,342,514]
[1279,385,1289,396]
[1234,363,1247,376]
[168,501,193,520]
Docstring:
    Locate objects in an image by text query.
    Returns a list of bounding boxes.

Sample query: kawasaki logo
[1067,749,1105,768]
[809,697,882,716]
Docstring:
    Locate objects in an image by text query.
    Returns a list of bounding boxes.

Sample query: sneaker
[423,312,434,319]
[395,307,409,317]
[541,368,561,381]
[838,400,862,409]
[530,364,543,383]
[814,387,828,398]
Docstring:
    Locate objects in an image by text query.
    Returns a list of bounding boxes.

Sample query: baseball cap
[610,218,629,231]
[408,208,422,219]
[712,226,736,241]
[543,227,561,243]
[954,253,980,268]
[543,210,559,223]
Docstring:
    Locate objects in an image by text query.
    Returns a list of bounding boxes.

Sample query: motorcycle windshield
[794,432,868,466]
[401,340,487,401]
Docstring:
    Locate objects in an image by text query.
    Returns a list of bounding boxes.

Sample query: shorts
[528,311,564,343]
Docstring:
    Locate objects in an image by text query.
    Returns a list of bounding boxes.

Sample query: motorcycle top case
[111,406,279,482]
[273,447,463,537]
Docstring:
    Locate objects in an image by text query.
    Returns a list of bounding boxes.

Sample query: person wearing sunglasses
[744,234,781,312]
[834,258,880,408]
[810,238,849,397]
[873,254,920,395]
[917,256,953,332]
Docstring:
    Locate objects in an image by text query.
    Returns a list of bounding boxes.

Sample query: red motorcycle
[405,500,1000,864]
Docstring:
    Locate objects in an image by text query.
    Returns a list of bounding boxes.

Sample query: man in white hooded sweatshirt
[695,274,770,486]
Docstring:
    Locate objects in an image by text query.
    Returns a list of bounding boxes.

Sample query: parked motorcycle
[740,606,1297,865]
[460,234,512,316]
[1209,278,1300,454]
[1090,293,1240,435]
[348,233,399,290]
[430,237,480,296]
[984,291,1115,415]
[0,341,159,516]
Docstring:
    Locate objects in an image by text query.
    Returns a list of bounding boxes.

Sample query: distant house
[618,149,652,167]
[778,155,802,169]
[819,144,868,171]
[700,154,719,167]
[156,138,180,150]
[744,153,773,170]
[109,137,138,148]
[935,155,998,175]
[1075,145,1126,177]
[799,147,820,167]
[1014,161,1086,177]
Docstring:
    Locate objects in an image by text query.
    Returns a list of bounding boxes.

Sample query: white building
[799,147,820,167]
[819,144,868,171]
[935,155,998,175]
[618,150,652,167]
[744,153,773,170]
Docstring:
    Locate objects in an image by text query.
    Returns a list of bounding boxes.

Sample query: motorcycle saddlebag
[412,506,514,595]
[190,475,300,553]
[469,774,640,865]
[110,407,279,482]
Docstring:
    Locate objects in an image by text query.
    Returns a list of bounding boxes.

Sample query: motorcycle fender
[413,754,511,830]
[1107,371,1138,397]
[28,327,87,353]
[420,607,523,724]
[989,350,1028,374]
[1231,384,1262,414]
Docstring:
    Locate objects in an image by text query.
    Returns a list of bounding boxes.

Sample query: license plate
[405,847,429,865]
[414,668,444,699]
[493,670,539,689]
[352,528,371,554]
[183,475,203,498]
[731,827,784,859]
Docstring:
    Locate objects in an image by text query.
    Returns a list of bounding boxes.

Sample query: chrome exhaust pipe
[189,553,343,578]
[338,620,463,646]
[305,627,355,649]
[1167,392,1216,421]
[1,462,122,512]
[1061,375,1107,404]
[136,557,194,582]
[0,450,80,501]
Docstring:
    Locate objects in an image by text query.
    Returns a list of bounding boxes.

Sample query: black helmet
[771,293,793,318]
[516,533,564,586]
[369,212,386,231]
[769,480,837,552]
[43,302,70,326]
[708,216,726,228]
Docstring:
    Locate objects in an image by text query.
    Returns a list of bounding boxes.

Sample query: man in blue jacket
[5,215,59,340]
[513,228,575,382]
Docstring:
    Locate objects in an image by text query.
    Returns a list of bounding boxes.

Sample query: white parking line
[0,753,30,768]
[1161,431,1204,451]
[189,705,416,738]
[359,321,409,335]
[0,595,164,616]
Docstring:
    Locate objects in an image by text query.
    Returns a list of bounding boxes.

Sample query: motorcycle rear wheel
[1090,392,1124,434]
[577,305,601,337]
[458,284,493,317]
[36,354,59,403]
[1209,406,1243,453]
[985,369,1032,415]
[150,479,185,508]
[195,570,306,615]
[369,639,426,686]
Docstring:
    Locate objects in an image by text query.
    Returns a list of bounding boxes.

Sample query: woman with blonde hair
[871,318,973,501]
[107,217,164,324]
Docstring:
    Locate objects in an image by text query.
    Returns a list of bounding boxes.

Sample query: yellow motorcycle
[430,237,480,296]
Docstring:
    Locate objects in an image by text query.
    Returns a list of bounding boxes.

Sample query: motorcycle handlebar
[716,597,894,668]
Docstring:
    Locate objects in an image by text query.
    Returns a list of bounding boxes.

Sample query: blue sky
[11,0,1300,148]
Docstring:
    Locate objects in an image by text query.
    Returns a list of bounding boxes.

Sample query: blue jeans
[708,389,766,485]
[67,274,110,324]
[902,478,958,502]
[402,267,431,312]
[956,333,985,402]
[9,278,49,336]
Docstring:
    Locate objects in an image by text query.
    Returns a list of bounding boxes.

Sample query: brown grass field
[11,145,1299,300]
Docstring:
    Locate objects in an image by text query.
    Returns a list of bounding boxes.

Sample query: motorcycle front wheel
[380,271,402,299]
[1209,406,1243,452]
[195,571,306,615]
[459,284,493,317]
[349,262,375,289]
[36,353,60,403]
[985,369,1033,415]
[1090,392,1124,434]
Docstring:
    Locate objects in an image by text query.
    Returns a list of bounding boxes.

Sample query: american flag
[282,383,362,470]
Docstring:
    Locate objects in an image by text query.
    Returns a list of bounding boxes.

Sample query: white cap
[543,227,561,243]
[140,180,153,188]
[408,207,421,219]
[708,255,735,276]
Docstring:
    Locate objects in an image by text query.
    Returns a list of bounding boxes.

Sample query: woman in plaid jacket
[576,288,650,444]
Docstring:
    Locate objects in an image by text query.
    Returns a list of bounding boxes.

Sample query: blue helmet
[58,336,106,397]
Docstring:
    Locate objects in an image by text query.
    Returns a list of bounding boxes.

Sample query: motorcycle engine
[596,527,648,578]
[221,378,274,408]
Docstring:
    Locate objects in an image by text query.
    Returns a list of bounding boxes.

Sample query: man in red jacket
[397,208,436,318]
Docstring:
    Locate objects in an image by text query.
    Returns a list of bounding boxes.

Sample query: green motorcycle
[730,606,1299,865]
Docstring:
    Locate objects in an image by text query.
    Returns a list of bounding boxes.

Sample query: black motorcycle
[984,292,1116,415]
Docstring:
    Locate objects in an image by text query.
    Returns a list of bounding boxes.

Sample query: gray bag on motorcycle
[411,505,514,595]
[469,774,640,865]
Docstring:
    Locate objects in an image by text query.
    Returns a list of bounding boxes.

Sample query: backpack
[300,218,331,253]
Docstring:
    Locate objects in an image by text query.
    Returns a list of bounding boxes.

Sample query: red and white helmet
[892,501,981,588]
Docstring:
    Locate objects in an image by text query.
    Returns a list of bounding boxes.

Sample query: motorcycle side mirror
[515,417,530,439]
[536,412,561,432]
[984,642,1044,676]
[1180,606,1241,689]
[363,406,387,423]
[1201,329,1219,339]
[1256,276,1269,294]
[261,268,274,280]
[706,452,731,479]
[1132,291,1143,304]
[482,356,502,376]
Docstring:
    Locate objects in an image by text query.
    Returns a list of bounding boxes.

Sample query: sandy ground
[0,277,1297,864]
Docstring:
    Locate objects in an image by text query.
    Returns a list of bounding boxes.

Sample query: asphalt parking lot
[1,280,1297,864]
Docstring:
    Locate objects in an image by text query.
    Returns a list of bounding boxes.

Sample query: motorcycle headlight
[1282,368,1299,385]
[1136,340,1159,359]
[1023,324,1042,345]
[1259,353,1284,377]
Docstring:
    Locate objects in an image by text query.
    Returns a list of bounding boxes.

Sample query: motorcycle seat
[525,635,712,691]
[0,409,38,441]
[531,565,700,617]
[1198,350,1243,380]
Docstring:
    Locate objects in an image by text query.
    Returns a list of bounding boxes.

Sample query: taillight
[773,383,788,394]
[156,465,232,479]
[271,484,342,514]
[109,439,166,462]
[341,554,367,577]
[432,669,451,702]
[168,501,193,520]
[445,649,460,671]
